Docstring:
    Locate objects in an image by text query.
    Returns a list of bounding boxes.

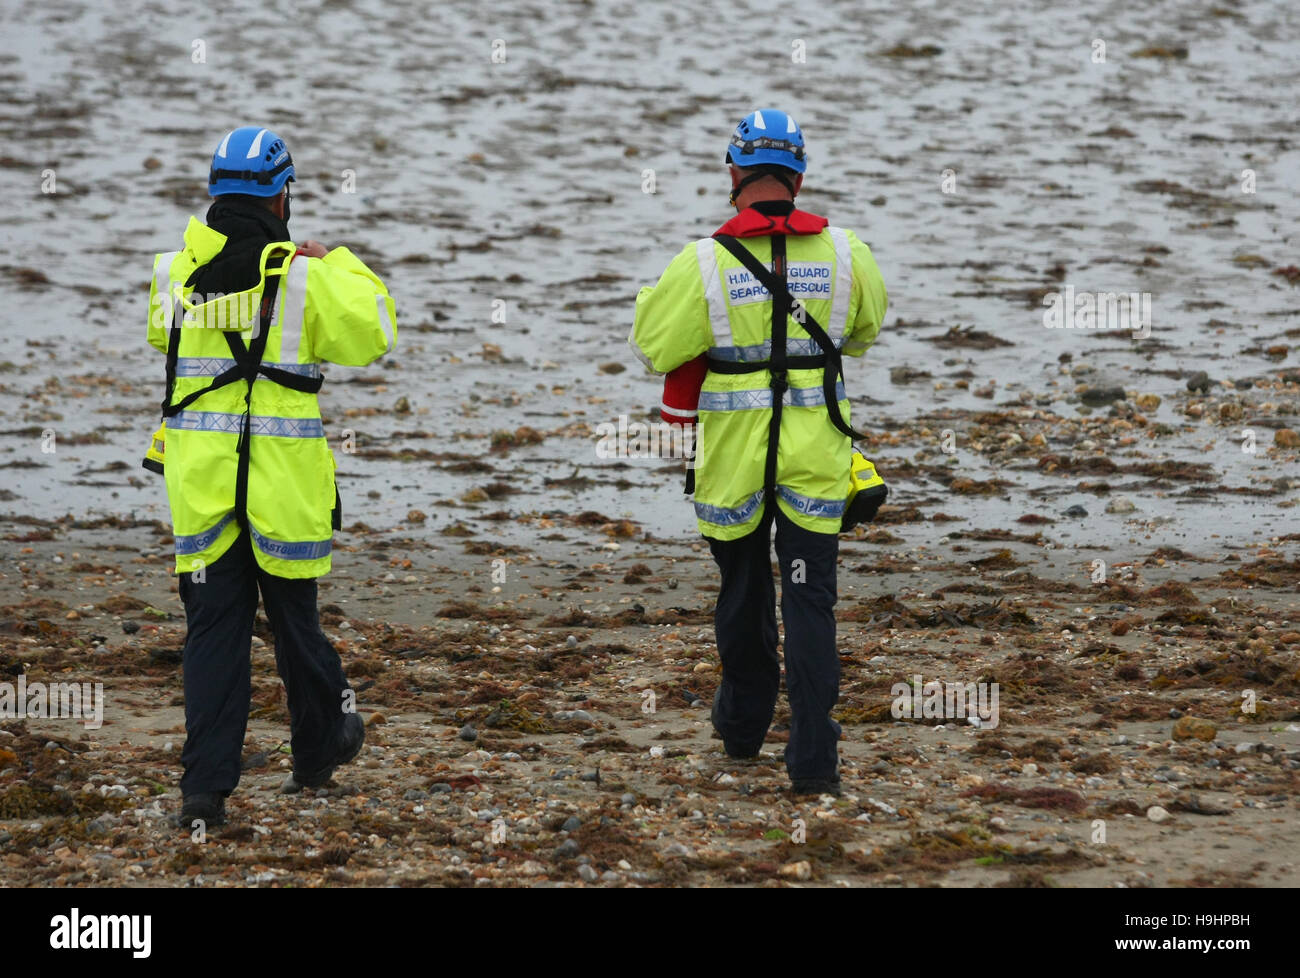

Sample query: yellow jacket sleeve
[842,230,887,357]
[303,247,397,366]
[146,252,171,354]
[630,242,714,374]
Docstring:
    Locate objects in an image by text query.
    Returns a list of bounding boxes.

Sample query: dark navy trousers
[177,531,352,796]
[707,502,842,781]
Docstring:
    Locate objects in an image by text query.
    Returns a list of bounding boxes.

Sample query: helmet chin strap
[729,169,796,208]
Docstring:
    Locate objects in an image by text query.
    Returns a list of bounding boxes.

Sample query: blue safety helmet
[208,126,295,198]
[724,108,806,173]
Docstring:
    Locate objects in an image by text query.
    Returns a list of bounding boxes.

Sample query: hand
[299,240,329,258]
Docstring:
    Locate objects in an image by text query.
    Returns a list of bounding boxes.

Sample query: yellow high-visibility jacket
[147,216,396,578]
[631,222,886,539]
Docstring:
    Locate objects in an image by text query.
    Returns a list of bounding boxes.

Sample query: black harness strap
[159,248,325,530]
[764,233,788,496]
[706,353,826,373]
[224,291,273,531]
[712,232,867,442]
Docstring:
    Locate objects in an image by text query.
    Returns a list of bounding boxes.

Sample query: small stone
[406,509,427,524]
[1146,805,1171,824]
[393,396,411,414]
[1080,386,1126,406]
[561,815,581,832]
[1234,742,1254,754]
[1134,393,1161,411]
[1275,429,1300,449]
[620,793,636,806]
[1105,497,1136,515]
[556,709,593,724]
[663,842,695,859]
[403,789,428,801]
[1172,716,1217,742]
[87,814,118,835]
[366,713,386,726]
[459,723,478,742]
[577,864,598,882]
[1021,763,1039,775]
[1064,504,1088,518]
[867,797,897,816]
[780,860,813,881]
[1185,371,1212,393]
[598,362,625,375]
[566,635,578,648]
[553,838,580,860]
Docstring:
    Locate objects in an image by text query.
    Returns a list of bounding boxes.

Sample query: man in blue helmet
[147,126,398,827]
[631,110,888,796]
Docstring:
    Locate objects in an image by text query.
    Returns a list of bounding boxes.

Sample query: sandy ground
[0,517,1297,888]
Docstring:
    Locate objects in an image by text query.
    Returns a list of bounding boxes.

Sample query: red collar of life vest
[713,203,829,239]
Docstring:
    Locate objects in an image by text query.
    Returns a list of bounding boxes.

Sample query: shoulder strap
[713,233,866,441]
[225,249,292,530]
[764,234,788,494]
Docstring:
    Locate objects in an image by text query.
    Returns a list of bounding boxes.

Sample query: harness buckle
[770,368,789,394]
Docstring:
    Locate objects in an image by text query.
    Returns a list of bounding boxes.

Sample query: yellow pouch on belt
[842,450,888,531]
[142,423,166,475]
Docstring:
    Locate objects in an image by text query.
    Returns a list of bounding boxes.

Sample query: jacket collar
[713,199,829,238]
[182,215,228,265]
